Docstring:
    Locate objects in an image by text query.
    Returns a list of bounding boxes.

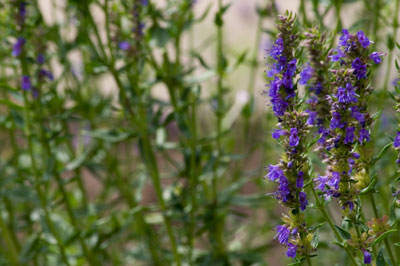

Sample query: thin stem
[383,0,400,93]
[311,188,358,266]
[299,0,310,27]
[212,0,228,262]
[0,214,21,266]
[22,92,71,266]
[306,255,313,266]
[369,194,397,265]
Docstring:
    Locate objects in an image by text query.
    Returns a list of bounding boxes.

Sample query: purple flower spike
[274,225,290,244]
[357,31,370,48]
[289,128,299,147]
[363,249,372,264]
[286,243,297,258]
[12,37,26,57]
[21,76,31,91]
[119,41,131,51]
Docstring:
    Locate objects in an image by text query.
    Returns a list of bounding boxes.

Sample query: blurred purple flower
[12,37,25,57]
[21,75,31,91]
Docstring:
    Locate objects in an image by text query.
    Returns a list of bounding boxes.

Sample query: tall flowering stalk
[302,28,331,148]
[264,13,316,263]
[312,29,390,264]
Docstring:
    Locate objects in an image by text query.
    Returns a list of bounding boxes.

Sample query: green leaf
[311,228,319,248]
[370,142,392,165]
[376,247,386,266]
[372,230,398,247]
[0,99,24,110]
[359,177,377,195]
[334,225,351,240]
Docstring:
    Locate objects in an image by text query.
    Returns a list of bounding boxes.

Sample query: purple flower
[39,69,54,80]
[271,96,288,116]
[348,158,355,165]
[299,64,313,85]
[37,54,45,64]
[19,2,27,19]
[350,106,365,124]
[357,31,370,48]
[337,83,358,104]
[305,109,317,125]
[359,128,370,143]
[299,191,308,211]
[272,129,285,139]
[327,172,340,190]
[21,76,31,91]
[265,164,285,181]
[289,128,299,147]
[12,37,25,57]
[141,0,149,5]
[394,132,400,148]
[330,112,344,129]
[339,29,350,47]
[268,77,282,98]
[296,171,304,188]
[352,152,361,159]
[269,38,284,60]
[274,225,290,244]
[286,59,297,77]
[370,52,382,64]
[352,58,367,79]
[314,175,329,191]
[277,176,290,202]
[286,243,297,258]
[119,41,131,51]
[344,127,355,144]
[363,250,372,264]
[329,48,345,62]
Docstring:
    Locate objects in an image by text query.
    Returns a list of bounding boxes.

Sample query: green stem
[22,93,71,266]
[311,189,357,266]
[299,0,310,27]
[306,255,313,266]
[369,194,397,265]
[0,214,21,266]
[212,0,228,262]
[383,0,400,93]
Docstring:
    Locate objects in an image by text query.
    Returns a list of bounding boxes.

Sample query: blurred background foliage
[0,0,399,265]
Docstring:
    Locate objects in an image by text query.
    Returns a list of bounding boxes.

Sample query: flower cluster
[11,1,54,97]
[314,29,382,211]
[12,1,53,96]
[264,13,315,260]
[118,0,146,53]
[302,29,331,148]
